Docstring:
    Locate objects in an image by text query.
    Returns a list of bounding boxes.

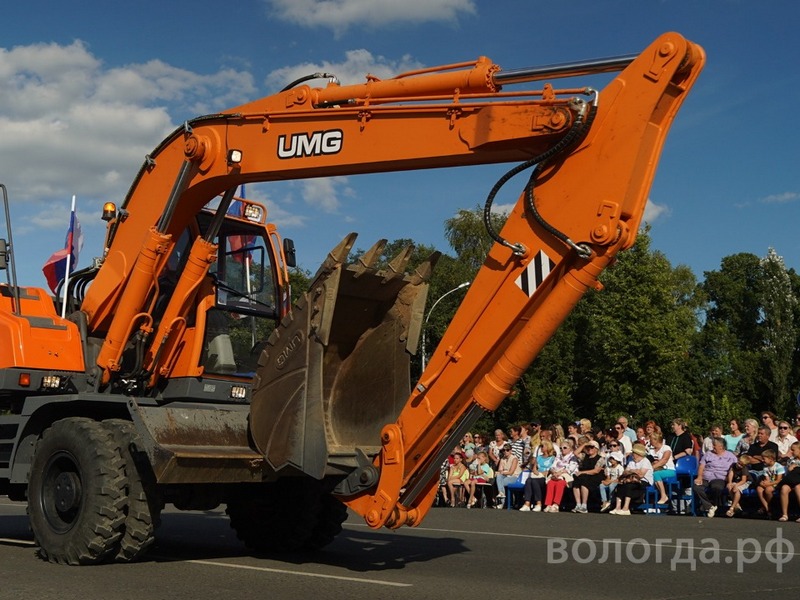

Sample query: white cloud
[266,0,476,35]
[301,177,353,213]
[95,60,256,115]
[17,207,95,236]
[760,192,800,204]
[643,198,670,223]
[490,203,515,215]
[0,41,256,209]
[266,49,423,91]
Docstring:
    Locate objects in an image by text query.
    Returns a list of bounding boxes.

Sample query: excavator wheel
[103,419,162,562]
[305,493,348,551]
[28,418,128,565]
[226,478,344,553]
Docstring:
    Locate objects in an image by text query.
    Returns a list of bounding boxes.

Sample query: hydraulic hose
[482,96,597,258]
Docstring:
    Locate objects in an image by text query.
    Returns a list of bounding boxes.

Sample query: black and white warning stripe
[515,250,555,297]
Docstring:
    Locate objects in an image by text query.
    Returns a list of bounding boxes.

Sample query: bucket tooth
[352,239,387,277]
[410,251,441,285]
[316,232,358,275]
[382,245,413,282]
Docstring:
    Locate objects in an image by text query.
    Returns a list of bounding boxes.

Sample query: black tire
[305,493,348,551]
[103,419,160,562]
[226,478,344,553]
[28,418,128,565]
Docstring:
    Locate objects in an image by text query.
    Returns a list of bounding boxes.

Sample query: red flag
[42,209,83,293]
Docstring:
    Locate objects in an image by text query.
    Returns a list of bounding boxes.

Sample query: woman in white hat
[610,443,653,515]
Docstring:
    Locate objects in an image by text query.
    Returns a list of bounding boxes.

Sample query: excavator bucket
[249,234,439,480]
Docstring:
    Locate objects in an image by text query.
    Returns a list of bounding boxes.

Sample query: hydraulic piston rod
[493,53,637,85]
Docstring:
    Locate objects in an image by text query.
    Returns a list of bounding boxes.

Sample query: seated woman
[488,429,508,473]
[610,443,653,515]
[693,436,737,517]
[446,451,470,507]
[572,440,604,513]
[543,439,579,513]
[465,451,494,508]
[779,441,800,522]
[494,443,522,507]
[649,431,676,506]
[519,440,556,512]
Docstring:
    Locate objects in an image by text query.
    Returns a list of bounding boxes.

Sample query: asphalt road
[1,497,799,600]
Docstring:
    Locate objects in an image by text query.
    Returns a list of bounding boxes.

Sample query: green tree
[511,312,579,427]
[444,206,507,273]
[697,253,763,410]
[288,265,311,303]
[789,267,800,415]
[759,248,798,418]
[699,250,800,419]
[568,229,701,428]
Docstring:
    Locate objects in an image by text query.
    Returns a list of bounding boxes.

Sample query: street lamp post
[421,281,471,371]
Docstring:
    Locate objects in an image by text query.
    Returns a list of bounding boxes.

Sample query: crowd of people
[437,412,800,520]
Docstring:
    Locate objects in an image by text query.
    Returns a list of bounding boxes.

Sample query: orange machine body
[1,33,703,539]
[0,285,84,372]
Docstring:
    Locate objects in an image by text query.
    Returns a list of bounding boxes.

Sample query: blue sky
[1,0,798,293]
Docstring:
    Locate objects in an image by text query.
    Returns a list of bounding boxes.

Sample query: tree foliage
[430,207,800,431]
[299,207,800,434]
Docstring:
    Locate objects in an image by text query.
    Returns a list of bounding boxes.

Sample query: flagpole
[60,195,76,318]
[239,184,256,346]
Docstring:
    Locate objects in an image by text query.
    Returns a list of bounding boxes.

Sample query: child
[725,455,750,517]
[756,449,784,516]
[779,441,800,522]
[465,451,494,508]
[600,451,624,512]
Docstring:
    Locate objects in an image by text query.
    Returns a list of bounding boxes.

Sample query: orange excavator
[0,32,703,564]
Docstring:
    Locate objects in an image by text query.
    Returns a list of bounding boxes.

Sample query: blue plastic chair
[640,475,679,515]
[672,455,699,515]
[505,471,530,509]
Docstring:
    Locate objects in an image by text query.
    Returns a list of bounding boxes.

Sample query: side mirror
[283,238,296,268]
[0,239,7,270]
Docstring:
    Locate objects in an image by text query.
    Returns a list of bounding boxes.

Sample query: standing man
[617,416,637,443]
[528,421,542,457]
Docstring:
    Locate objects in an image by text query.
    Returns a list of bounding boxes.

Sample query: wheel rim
[39,451,84,534]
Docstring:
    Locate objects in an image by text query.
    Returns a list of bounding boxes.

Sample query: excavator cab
[205,216,279,376]
[155,200,287,381]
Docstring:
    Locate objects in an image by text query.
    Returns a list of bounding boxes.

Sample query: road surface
[1,497,798,599]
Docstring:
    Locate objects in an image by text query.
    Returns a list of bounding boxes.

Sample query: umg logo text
[277,129,343,159]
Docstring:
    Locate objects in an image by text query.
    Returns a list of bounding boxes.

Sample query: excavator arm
[337,33,705,529]
[77,33,703,529]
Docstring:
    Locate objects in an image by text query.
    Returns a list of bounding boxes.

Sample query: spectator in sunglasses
[610,423,632,457]
[760,411,779,442]
[775,421,798,464]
